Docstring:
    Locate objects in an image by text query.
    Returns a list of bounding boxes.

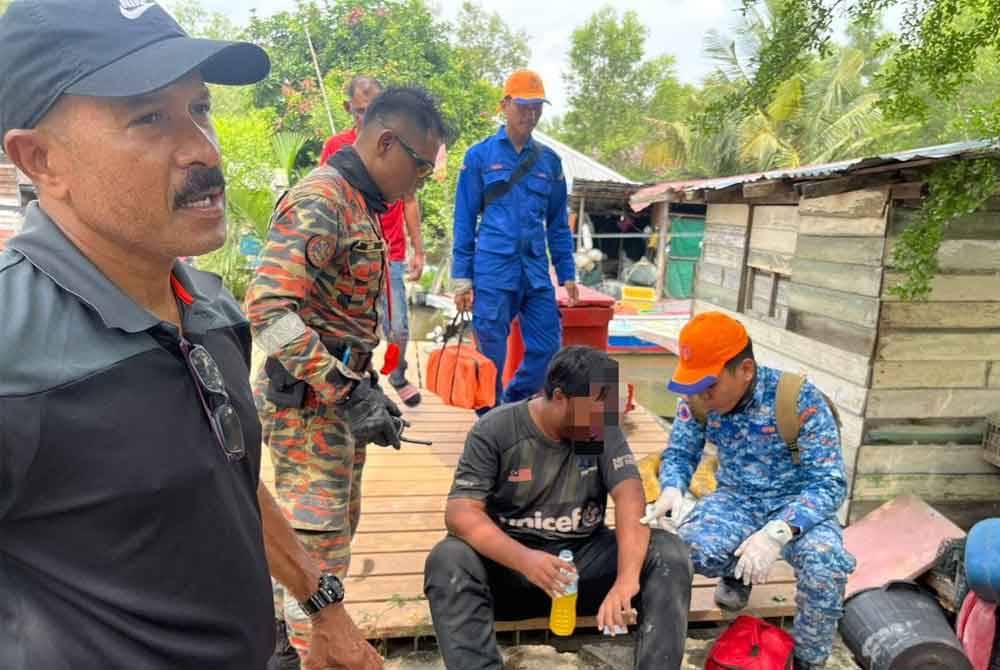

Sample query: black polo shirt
[0,204,274,669]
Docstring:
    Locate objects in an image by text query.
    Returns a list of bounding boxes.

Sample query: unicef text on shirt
[498,507,599,533]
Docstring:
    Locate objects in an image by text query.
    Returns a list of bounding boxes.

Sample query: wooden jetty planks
[262,342,797,639]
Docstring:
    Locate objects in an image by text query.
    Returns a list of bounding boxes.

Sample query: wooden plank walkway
[261,342,796,639]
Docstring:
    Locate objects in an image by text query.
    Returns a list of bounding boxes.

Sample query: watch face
[320,574,345,603]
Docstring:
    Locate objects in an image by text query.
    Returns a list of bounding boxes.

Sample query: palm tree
[272,132,308,187]
[644,1,913,177]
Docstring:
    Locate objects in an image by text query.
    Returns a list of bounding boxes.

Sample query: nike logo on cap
[120,0,157,20]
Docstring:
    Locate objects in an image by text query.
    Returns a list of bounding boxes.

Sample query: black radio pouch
[264,357,307,408]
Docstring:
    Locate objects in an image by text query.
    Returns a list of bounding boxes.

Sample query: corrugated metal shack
[630,139,1000,528]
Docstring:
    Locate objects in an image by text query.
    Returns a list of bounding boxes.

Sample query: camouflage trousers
[257,383,366,661]
[678,488,856,667]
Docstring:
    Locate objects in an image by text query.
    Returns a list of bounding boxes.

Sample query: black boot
[273,619,301,670]
[714,576,752,612]
[793,657,821,670]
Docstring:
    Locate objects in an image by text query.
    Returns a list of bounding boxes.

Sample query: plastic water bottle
[549,550,578,636]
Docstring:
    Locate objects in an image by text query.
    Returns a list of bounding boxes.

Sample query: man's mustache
[174,167,226,209]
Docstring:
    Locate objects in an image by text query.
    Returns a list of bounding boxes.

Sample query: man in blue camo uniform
[641,311,856,669]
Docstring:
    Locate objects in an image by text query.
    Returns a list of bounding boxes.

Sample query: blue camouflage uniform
[659,365,856,667]
[452,126,575,411]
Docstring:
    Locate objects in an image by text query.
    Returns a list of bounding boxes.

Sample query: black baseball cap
[0,0,271,140]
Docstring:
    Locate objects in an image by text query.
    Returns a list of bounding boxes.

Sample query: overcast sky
[189,0,753,115]
[191,0,901,117]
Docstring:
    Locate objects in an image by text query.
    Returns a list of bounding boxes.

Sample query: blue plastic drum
[966,518,1000,603]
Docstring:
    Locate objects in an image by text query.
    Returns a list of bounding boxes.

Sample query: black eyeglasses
[180,339,246,462]
[394,133,436,179]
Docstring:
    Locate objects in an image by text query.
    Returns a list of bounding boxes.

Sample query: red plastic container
[502,284,615,386]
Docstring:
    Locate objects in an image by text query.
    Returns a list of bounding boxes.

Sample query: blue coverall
[659,366,856,667]
[452,126,575,410]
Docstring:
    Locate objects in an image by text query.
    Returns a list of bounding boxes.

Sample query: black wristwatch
[298,573,345,617]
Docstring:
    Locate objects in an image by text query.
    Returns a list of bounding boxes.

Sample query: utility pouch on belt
[320,337,373,376]
[264,357,307,408]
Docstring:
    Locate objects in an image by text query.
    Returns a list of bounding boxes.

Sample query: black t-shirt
[0,208,273,669]
[449,400,640,545]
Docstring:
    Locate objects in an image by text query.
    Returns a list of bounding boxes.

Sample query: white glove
[733,520,794,585]
[640,486,690,530]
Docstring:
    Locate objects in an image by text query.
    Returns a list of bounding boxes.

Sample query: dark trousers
[423,528,692,670]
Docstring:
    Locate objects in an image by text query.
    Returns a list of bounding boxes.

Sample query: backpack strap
[684,372,831,467]
[479,142,539,215]
[776,372,807,465]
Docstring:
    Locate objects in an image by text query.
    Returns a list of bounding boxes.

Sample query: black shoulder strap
[479,142,539,215]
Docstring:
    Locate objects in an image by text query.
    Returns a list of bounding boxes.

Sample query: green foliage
[247,0,453,129]
[272,131,308,186]
[0,0,10,15]
[721,0,1000,301]
[243,0,502,268]
[196,223,256,302]
[214,108,279,192]
[889,158,999,300]
[454,1,530,87]
[196,184,279,303]
[199,106,286,301]
[560,7,688,180]
[227,188,277,242]
[723,0,1000,139]
[412,133,485,263]
[877,0,1000,126]
[165,0,239,40]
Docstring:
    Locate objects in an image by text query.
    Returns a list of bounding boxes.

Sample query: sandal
[394,381,422,407]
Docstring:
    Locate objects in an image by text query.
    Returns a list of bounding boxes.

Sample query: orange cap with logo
[502,69,550,105]
[668,312,749,394]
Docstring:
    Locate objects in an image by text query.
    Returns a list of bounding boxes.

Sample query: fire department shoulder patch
[305,235,336,269]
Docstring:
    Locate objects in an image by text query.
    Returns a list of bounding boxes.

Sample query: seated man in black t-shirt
[423,346,693,670]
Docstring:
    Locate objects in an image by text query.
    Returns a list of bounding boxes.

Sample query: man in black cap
[0,2,381,669]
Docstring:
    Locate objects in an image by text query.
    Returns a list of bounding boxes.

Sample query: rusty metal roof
[630,138,1000,211]
[533,130,636,188]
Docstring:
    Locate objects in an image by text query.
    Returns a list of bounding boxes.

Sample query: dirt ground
[380,627,862,669]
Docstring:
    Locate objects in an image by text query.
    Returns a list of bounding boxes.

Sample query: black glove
[339,377,408,449]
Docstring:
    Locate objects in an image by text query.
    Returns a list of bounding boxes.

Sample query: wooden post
[430,253,451,295]
[577,197,586,251]
[652,200,670,300]
[303,23,336,137]
[735,204,755,312]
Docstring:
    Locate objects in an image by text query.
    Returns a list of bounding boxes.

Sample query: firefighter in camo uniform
[640,312,856,670]
[245,85,449,662]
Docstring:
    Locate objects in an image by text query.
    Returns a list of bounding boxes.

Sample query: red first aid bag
[426,314,497,410]
[706,615,795,670]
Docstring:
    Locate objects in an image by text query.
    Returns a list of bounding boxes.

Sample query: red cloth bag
[706,615,795,670]
[957,591,998,670]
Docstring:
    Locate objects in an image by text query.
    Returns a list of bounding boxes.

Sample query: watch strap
[299,573,344,617]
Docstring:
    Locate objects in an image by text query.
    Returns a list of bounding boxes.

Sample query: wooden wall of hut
[690,184,1000,528]
[692,191,882,522]
[694,204,748,311]
[853,197,1000,528]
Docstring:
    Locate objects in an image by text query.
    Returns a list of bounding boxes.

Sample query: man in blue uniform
[452,69,578,414]
[641,312,856,670]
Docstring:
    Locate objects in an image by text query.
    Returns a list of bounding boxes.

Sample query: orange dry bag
[426,314,497,410]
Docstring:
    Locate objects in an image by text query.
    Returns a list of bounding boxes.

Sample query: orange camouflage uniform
[244,164,386,659]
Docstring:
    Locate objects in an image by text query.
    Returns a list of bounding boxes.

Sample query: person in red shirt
[320,76,425,406]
